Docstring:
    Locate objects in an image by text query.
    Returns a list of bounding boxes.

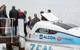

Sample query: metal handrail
[0,18,15,19]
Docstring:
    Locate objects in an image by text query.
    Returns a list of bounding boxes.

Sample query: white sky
[0,0,80,26]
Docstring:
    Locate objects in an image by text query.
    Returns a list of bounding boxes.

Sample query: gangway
[0,18,24,50]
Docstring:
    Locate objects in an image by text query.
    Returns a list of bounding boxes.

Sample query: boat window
[53,22,77,30]
[35,28,57,34]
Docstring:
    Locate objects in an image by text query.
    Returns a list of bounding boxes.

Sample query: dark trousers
[10,19,17,36]
[24,23,27,36]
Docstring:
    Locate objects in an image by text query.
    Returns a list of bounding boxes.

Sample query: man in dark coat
[9,6,18,35]
[31,13,40,26]
[9,6,18,19]
[27,16,32,29]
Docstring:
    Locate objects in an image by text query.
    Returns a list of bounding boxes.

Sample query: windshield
[53,22,78,30]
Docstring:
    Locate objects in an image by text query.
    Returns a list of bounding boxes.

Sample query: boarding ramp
[0,18,19,45]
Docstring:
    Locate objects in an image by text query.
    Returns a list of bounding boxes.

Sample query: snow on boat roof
[41,13,78,30]
[31,21,67,33]
[41,13,59,22]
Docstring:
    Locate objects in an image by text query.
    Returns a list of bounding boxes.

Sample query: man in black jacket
[31,13,40,26]
[9,6,18,35]
[9,6,18,18]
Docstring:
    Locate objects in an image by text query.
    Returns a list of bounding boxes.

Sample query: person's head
[48,9,51,13]
[12,6,15,10]
[28,16,32,21]
[24,10,27,15]
[0,4,6,11]
[2,4,6,8]
[34,13,37,18]
[18,9,22,12]
[40,11,44,14]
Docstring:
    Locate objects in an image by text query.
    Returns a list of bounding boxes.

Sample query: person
[47,9,51,13]
[0,5,7,17]
[18,9,27,36]
[40,11,44,14]
[0,4,8,36]
[9,6,18,19]
[24,10,27,36]
[40,11,47,21]
[9,6,18,35]
[31,13,40,26]
[18,9,25,19]
[24,10,27,21]
[27,16,32,29]
[40,11,44,20]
